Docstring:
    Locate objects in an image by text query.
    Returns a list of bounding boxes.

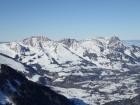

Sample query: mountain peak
[108,36,120,44]
[22,36,51,47]
[23,36,51,42]
[59,38,78,47]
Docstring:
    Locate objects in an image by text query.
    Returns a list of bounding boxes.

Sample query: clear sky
[0,0,140,41]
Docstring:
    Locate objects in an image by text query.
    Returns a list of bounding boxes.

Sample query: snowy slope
[0,53,27,73]
[0,64,74,105]
[62,37,140,69]
[0,91,11,105]
[0,36,140,105]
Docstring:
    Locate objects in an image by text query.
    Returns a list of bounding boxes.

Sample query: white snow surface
[0,54,27,73]
[0,36,140,105]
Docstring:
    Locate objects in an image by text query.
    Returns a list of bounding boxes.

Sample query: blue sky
[0,0,140,41]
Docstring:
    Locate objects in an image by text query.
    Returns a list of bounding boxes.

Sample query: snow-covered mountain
[123,40,140,46]
[0,36,140,105]
[0,64,74,105]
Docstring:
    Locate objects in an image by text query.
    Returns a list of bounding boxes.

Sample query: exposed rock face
[0,64,74,105]
[22,36,51,47]
[59,38,78,47]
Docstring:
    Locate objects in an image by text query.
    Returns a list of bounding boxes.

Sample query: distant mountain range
[0,36,140,105]
[123,40,140,46]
